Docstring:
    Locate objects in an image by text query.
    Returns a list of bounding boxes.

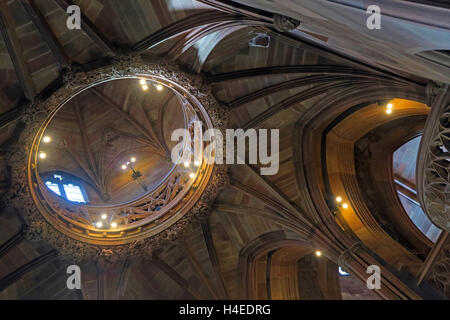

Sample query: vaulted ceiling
[0,0,449,300]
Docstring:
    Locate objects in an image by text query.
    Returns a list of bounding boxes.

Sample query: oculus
[7,56,228,264]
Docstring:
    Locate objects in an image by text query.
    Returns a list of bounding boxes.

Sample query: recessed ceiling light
[43,136,51,143]
[101,214,107,220]
[96,221,103,228]
[131,157,136,163]
[142,84,149,91]
[194,160,201,167]
[39,152,47,159]
[156,84,163,91]
[140,79,146,85]
[387,103,393,109]
[189,172,195,179]
[386,109,392,114]
[184,161,190,168]
[111,222,117,228]
[121,164,127,170]
[315,250,322,257]
[336,196,342,203]
[342,203,349,209]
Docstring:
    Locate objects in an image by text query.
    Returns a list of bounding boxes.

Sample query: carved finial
[273,14,301,32]
[425,81,447,107]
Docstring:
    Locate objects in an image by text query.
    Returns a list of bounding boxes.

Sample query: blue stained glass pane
[46,181,61,196]
[63,184,86,203]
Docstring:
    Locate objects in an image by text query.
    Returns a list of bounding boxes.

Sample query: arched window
[44,173,87,204]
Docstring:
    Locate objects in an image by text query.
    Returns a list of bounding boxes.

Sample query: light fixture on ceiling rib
[385,102,394,114]
[122,157,147,192]
[139,79,146,85]
[156,84,163,91]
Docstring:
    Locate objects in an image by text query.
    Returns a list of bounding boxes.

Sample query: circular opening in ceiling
[37,78,186,206]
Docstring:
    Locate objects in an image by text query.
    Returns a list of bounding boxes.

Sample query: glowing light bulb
[194,160,201,167]
[96,221,103,228]
[39,152,47,159]
[387,103,393,109]
[111,222,117,228]
[156,84,163,91]
[386,108,392,114]
[342,203,349,209]
[189,172,195,179]
[184,161,190,168]
[43,136,51,143]
[336,196,342,203]
[101,214,107,220]
[140,79,146,85]
[121,164,127,170]
[131,157,136,163]
[142,84,149,91]
[315,250,322,257]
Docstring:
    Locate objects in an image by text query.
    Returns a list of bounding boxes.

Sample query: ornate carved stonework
[338,242,363,269]
[425,81,447,107]
[420,101,450,232]
[426,237,450,298]
[4,55,229,265]
[273,14,301,32]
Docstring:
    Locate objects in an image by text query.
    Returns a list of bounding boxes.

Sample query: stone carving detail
[338,242,363,269]
[4,55,229,265]
[420,101,450,231]
[426,238,450,298]
[425,81,446,107]
[273,14,301,32]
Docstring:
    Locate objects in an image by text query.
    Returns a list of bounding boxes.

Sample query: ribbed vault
[0,0,448,300]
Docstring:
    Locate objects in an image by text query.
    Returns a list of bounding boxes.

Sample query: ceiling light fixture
[43,136,51,143]
[315,250,322,257]
[101,214,107,220]
[142,84,149,91]
[140,79,146,85]
[184,161,190,168]
[122,157,147,191]
[39,152,47,159]
[336,196,342,203]
[96,221,103,228]
[342,203,349,209]
[189,172,195,179]
[111,222,118,228]
[156,84,163,91]
[386,108,393,114]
